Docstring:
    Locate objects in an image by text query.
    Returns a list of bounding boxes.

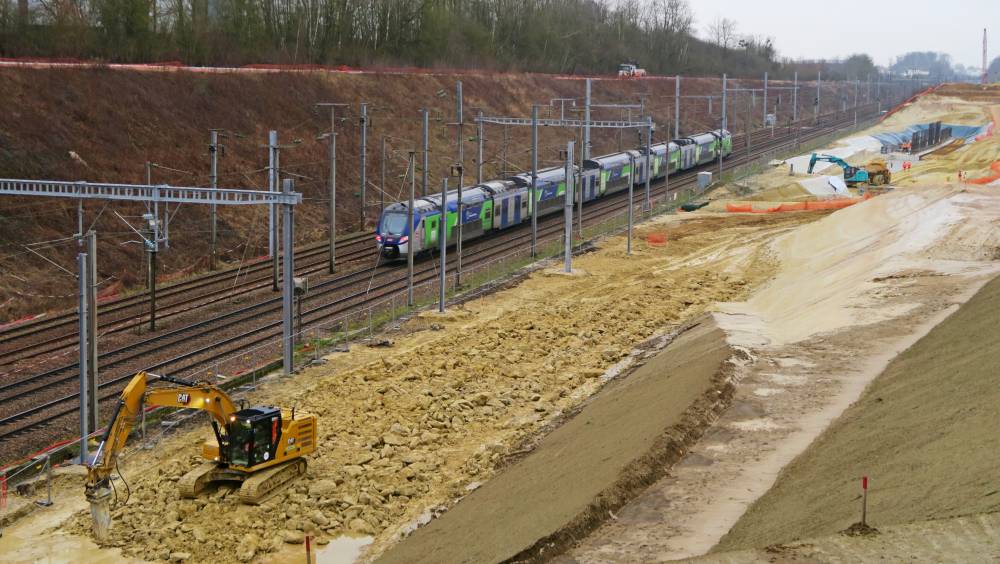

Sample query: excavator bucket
[87,484,113,542]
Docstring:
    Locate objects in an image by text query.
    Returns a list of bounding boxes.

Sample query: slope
[716,272,1000,551]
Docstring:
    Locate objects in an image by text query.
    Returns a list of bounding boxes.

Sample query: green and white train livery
[376,129,732,259]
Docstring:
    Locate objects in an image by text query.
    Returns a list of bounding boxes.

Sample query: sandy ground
[0,209,820,563]
[555,182,1000,562]
[716,273,1000,551]
[711,89,999,209]
[688,512,1000,563]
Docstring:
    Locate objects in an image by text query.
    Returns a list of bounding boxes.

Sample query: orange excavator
[85,372,317,540]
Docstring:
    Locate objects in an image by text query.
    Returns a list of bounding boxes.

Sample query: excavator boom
[84,372,316,541]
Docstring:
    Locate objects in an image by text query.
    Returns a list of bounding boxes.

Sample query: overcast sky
[687,0,994,69]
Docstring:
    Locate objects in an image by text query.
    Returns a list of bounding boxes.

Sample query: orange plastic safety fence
[646,233,668,246]
[726,199,863,213]
[967,160,1000,185]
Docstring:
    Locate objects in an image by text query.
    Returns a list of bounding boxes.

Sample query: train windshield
[380,213,408,236]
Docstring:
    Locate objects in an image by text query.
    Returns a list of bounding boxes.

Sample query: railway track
[0,104,892,458]
[0,231,376,368]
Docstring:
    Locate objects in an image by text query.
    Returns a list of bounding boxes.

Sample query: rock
[191,526,207,542]
[169,552,192,562]
[282,530,305,544]
[354,453,375,465]
[349,518,375,535]
[310,510,330,527]
[343,465,364,477]
[382,433,407,446]
[236,547,257,563]
[308,480,340,498]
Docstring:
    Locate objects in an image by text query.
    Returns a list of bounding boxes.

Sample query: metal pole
[438,178,447,314]
[644,116,652,213]
[793,71,798,122]
[854,80,859,126]
[675,75,681,136]
[422,109,429,197]
[577,122,583,239]
[39,454,52,506]
[584,78,592,160]
[627,153,634,256]
[763,71,768,127]
[209,130,218,270]
[563,141,574,273]
[816,71,822,122]
[78,252,89,464]
[455,80,464,287]
[721,74,727,178]
[281,178,295,375]
[476,110,484,184]
[380,136,386,216]
[407,152,415,307]
[77,197,84,247]
[269,130,279,291]
[328,109,337,274]
[530,105,538,258]
[86,231,98,431]
[876,75,882,114]
[359,102,368,228]
[149,245,156,331]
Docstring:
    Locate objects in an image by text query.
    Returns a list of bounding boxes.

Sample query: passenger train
[375,129,733,259]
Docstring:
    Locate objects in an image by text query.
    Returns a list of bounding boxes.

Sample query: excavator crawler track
[238,459,307,505]
[178,461,230,498]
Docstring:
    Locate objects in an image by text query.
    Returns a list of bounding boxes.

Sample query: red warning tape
[1,474,7,509]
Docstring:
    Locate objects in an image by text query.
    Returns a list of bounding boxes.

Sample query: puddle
[315,535,374,564]
[728,418,782,432]
[766,373,807,386]
[0,499,135,564]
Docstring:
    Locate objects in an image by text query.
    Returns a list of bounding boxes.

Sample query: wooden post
[861,475,869,526]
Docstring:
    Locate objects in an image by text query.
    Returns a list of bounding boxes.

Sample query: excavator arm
[808,153,852,174]
[85,371,239,540]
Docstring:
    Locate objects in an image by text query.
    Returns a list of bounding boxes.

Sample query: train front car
[714,129,734,158]
[375,203,414,259]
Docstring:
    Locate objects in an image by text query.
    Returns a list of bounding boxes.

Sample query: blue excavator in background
[807,153,891,186]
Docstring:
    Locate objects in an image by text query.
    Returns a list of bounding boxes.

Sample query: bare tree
[706,16,737,52]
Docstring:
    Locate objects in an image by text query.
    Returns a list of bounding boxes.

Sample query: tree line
[3,0,884,80]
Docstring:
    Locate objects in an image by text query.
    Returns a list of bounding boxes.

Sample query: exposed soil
[715,272,1000,550]
[376,317,735,564]
[0,209,819,563]
[687,512,1000,563]
[551,86,1000,563]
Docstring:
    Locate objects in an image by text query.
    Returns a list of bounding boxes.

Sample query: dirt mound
[376,317,735,564]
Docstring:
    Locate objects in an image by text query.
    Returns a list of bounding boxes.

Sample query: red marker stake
[305,534,312,564]
[861,476,869,526]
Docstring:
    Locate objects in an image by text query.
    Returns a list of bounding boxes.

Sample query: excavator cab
[227,407,282,468]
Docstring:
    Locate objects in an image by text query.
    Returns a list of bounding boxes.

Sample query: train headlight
[399,236,408,244]
[375,234,383,243]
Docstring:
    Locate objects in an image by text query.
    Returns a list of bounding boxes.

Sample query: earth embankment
[376,317,735,564]
[715,272,1000,551]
